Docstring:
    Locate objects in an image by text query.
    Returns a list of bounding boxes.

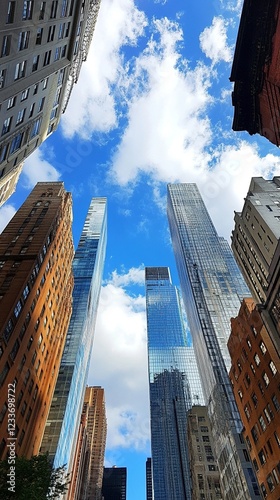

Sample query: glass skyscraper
[167,184,260,499]
[40,198,107,472]
[145,266,201,499]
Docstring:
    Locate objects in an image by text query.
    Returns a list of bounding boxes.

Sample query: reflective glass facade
[167,184,260,499]
[145,266,198,500]
[40,198,107,472]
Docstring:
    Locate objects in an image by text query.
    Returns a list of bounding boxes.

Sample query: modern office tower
[187,406,222,500]
[232,176,280,354]
[40,198,107,474]
[146,458,153,500]
[0,182,74,459]
[230,0,280,146]
[228,298,280,500]
[145,266,196,500]
[102,467,127,500]
[167,183,260,499]
[0,0,101,206]
[67,386,107,500]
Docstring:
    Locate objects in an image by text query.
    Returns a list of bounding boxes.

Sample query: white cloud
[199,141,280,239]
[0,204,16,234]
[109,17,213,186]
[60,0,147,139]
[22,147,60,188]
[88,268,150,450]
[199,16,232,65]
[108,266,145,287]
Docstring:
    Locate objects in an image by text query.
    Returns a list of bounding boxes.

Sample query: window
[10,133,23,155]
[202,436,209,442]
[38,97,45,112]
[1,35,11,57]
[251,425,258,443]
[30,119,41,139]
[18,31,30,50]
[238,389,243,400]
[54,46,61,61]
[254,353,260,366]
[15,61,26,80]
[2,117,11,135]
[253,459,259,472]
[16,109,25,125]
[58,23,65,39]
[33,83,38,95]
[0,144,8,163]
[259,415,266,432]
[0,403,7,424]
[244,405,251,421]
[61,0,68,16]
[7,96,16,109]
[262,372,270,387]
[18,430,25,446]
[0,69,6,89]
[50,1,58,18]
[29,103,35,118]
[32,54,39,71]
[259,341,267,354]
[250,363,256,375]
[42,77,48,90]
[272,394,280,412]
[245,436,252,451]
[260,483,267,498]
[6,2,15,23]
[14,300,22,318]
[21,88,29,101]
[36,28,43,44]
[252,393,258,407]
[269,360,277,376]
[22,1,33,20]
[43,50,51,66]
[264,405,273,423]
[39,1,46,20]
[258,449,266,465]
[267,474,275,492]
[47,25,55,42]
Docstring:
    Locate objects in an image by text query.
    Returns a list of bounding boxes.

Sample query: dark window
[6,2,15,23]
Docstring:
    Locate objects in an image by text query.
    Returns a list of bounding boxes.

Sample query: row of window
[260,464,280,497]
[6,0,74,24]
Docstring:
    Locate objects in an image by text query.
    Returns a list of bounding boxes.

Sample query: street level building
[0,0,101,206]
[230,0,280,146]
[167,183,260,499]
[0,181,74,458]
[40,197,107,474]
[145,266,197,499]
[67,386,107,500]
[187,405,222,500]
[102,467,127,500]
[229,298,280,499]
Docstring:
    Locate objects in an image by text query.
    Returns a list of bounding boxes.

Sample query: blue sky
[1,0,280,498]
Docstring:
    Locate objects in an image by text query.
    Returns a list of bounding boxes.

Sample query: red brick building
[230,0,280,146]
[228,298,280,499]
[0,182,74,458]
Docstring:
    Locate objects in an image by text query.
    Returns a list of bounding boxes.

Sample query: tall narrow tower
[145,266,194,500]
[0,182,74,458]
[167,183,260,499]
[40,197,107,473]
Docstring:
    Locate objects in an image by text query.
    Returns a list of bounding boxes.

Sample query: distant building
[68,386,107,500]
[167,183,260,499]
[0,0,101,205]
[187,406,222,499]
[230,0,280,146]
[228,298,280,499]
[146,458,153,500]
[40,197,107,473]
[145,266,196,499]
[0,182,74,458]
[231,176,280,354]
[102,467,127,500]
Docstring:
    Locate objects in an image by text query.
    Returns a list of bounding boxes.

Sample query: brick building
[228,298,280,499]
[0,181,74,458]
[230,0,280,146]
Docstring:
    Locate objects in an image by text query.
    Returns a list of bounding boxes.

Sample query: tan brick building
[0,181,74,458]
